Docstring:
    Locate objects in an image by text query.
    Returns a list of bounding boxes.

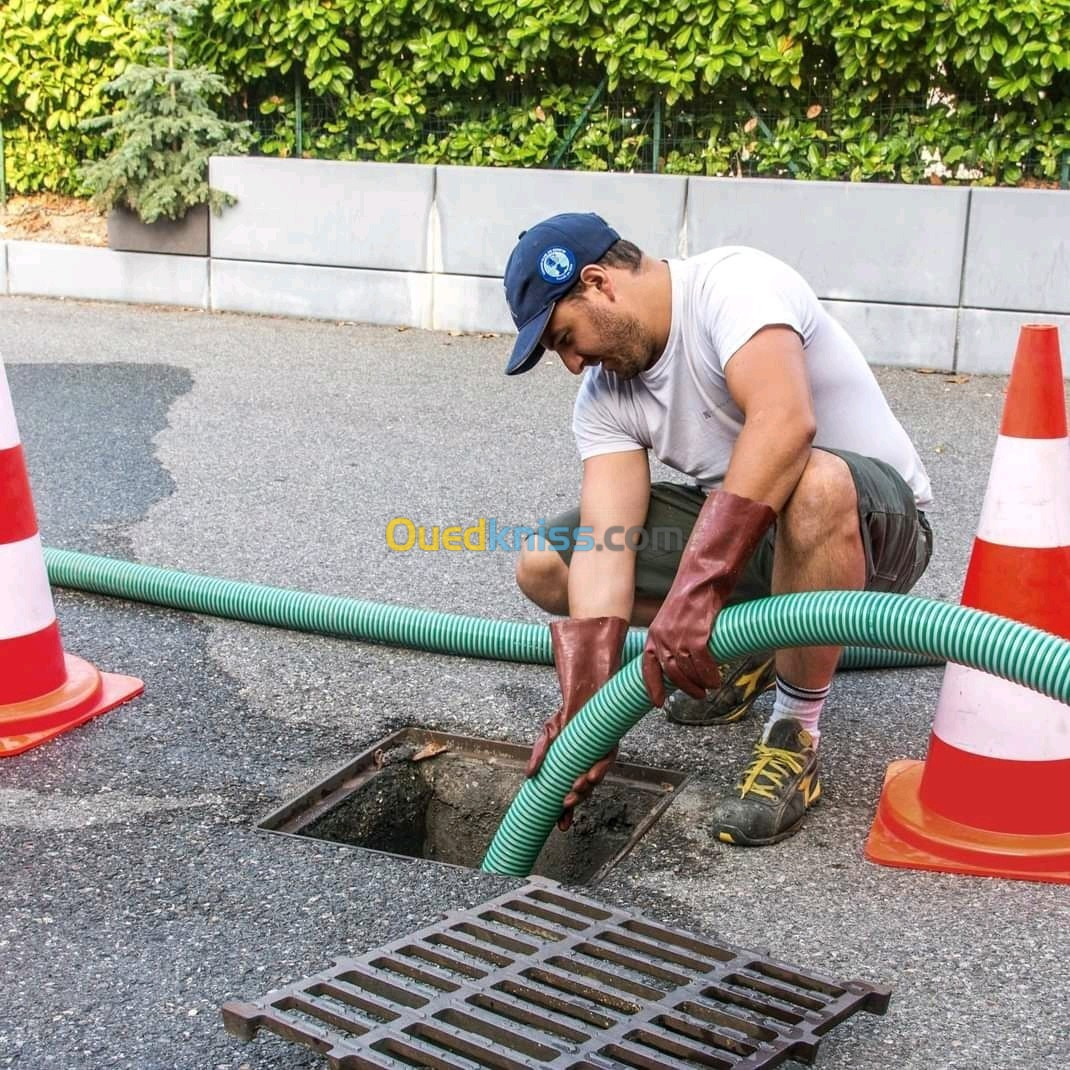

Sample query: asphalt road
[1,295,1068,1070]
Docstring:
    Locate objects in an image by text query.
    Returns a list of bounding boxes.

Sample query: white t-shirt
[573,246,933,507]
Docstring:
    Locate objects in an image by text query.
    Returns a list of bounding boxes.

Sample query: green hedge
[2,0,1068,194]
[0,0,140,192]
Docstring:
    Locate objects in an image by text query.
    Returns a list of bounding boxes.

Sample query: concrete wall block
[821,300,958,370]
[961,188,1070,314]
[209,157,435,271]
[211,258,433,328]
[957,309,1070,376]
[6,241,208,308]
[435,166,687,276]
[686,178,969,306]
[433,274,514,334]
[1,243,7,296]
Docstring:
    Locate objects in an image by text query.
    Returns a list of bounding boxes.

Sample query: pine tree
[80,0,252,224]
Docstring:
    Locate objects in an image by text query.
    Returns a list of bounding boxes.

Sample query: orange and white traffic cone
[865,324,1070,883]
[0,357,143,757]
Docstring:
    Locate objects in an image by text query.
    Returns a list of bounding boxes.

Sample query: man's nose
[561,351,586,376]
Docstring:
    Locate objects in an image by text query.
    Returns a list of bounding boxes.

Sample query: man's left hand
[642,580,725,706]
[642,490,776,707]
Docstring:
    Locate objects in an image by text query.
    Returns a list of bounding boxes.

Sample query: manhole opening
[260,728,687,885]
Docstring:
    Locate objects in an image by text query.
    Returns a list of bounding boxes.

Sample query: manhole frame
[258,727,689,886]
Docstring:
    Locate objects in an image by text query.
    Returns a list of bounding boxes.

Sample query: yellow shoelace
[737,743,807,800]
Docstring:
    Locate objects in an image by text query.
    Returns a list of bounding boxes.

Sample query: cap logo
[538,246,576,284]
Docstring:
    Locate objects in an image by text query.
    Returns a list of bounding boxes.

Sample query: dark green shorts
[547,448,933,602]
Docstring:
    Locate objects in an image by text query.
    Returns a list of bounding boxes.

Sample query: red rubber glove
[526,615,629,831]
[642,490,776,707]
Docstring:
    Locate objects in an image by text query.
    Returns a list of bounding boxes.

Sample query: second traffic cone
[866,324,1070,883]
[0,357,143,757]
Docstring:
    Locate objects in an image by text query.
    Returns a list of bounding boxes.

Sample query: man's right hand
[526,615,629,831]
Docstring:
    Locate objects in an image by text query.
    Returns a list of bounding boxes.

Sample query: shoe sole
[666,657,776,727]
[715,817,805,847]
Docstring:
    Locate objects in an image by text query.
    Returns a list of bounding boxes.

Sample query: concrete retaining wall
[432,274,514,334]
[5,241,208,308]
[434,166,686,275]
[687,177,970,307]
[820,300,959,370]
[958,309,1070,374]
[208,157,435,272]
[211,259,433,328]
[4,161,1066,374]
[961,187,1070,316]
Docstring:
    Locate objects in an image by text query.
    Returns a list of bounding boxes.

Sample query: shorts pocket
[863,510,922,593]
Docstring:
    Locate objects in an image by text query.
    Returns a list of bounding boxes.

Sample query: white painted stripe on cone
[0,361,20,451]
[931,662,1070,762]
[976,435,1070,548]
[0,534,57,641]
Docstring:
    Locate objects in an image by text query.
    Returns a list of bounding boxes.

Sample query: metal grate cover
[222,878,889,1069]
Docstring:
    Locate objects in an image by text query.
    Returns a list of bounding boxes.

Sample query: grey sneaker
[712,718,821,846]
[664,652,776,726]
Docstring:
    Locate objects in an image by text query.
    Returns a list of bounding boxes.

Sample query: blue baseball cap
[503,212,620,375]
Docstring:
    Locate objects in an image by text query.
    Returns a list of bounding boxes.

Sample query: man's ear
[579,263,614,298]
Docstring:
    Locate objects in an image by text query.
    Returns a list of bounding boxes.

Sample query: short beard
[582,300,655,379]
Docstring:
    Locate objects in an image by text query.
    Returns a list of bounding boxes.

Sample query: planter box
[107,203,209,256]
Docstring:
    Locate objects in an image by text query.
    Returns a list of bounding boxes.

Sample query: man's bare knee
[516,543,569,614]
[781,452,858,550]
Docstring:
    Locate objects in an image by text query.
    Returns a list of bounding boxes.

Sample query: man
[505,212,932,846]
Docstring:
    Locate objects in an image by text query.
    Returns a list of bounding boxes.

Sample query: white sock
[762,675,830,748]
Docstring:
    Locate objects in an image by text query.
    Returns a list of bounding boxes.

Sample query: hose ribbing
[43,549,935,669]
[42,549,1068,878]
[481,592,1070,875]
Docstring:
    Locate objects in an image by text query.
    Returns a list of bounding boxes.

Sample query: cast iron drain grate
[222,878,889,1069]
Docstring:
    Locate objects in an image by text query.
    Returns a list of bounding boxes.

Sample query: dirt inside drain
[260,728,687,885]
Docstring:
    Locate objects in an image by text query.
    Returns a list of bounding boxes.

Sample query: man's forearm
[722,409,815,511]
[567,541,637,620]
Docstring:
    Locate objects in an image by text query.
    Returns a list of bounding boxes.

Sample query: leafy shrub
[0,0,139,192]
[1,0,1067,193]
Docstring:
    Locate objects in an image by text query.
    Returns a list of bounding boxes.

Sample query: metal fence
[234,80,1070,188]
[2,81,1065,208]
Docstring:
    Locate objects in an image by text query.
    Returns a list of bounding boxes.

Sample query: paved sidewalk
[1,295,1067,1069]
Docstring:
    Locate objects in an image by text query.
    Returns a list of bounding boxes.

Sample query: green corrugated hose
[43,548,931,670]
[42,548,1070,877]
[44,547,566,664]
[484,591,1070,874]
